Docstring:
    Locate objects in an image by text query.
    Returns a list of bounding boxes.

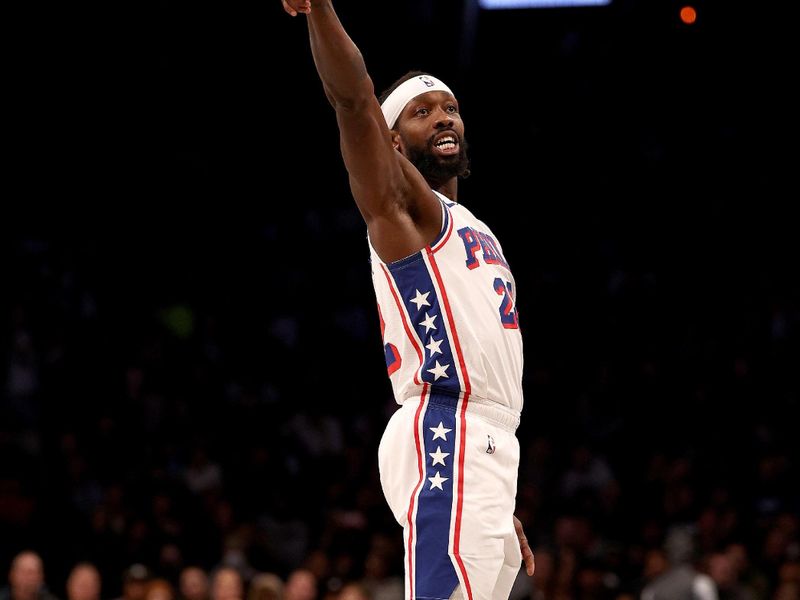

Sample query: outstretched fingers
[514,515,536,577]
[282,0,311,16]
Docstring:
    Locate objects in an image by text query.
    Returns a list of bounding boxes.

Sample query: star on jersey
[419,312,438,333]
[428,471,449,491]
[425,337,444,357]
[430,422,452,441]
[429,446,450,466]
[410,289,431,311]
[427,360,450,380]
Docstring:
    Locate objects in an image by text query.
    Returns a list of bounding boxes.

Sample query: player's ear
[390,130,401,151]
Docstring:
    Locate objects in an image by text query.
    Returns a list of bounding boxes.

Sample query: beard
[404,133,471,184]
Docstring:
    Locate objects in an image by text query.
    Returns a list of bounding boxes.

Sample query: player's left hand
[514,515,535,576]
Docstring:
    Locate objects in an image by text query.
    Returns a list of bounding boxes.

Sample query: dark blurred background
[3,1,798,599]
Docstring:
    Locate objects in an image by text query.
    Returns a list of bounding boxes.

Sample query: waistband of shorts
[402,390,520,433]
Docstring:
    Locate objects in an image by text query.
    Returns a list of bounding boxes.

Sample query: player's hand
[282,0,311,16]
[514,515,535,576]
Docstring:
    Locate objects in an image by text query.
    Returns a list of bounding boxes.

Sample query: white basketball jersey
[369,191,524,414]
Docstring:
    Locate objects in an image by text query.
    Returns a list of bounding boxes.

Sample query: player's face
[396,91,469,183]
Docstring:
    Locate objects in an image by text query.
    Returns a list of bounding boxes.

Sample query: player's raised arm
[281,0,442,263]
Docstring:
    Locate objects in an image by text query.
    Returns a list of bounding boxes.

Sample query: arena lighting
[479,0,610,7]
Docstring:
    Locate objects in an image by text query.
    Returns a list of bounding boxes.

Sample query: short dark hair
[377,70,433,106]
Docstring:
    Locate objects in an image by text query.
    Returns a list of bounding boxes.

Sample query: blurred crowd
[2,217,798,600]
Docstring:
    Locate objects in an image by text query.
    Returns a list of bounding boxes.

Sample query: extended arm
[282,0,442,262]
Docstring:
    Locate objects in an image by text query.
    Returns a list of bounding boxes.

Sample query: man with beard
[282,2,535,598]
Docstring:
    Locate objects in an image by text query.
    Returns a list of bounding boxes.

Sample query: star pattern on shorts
[430,422,451,441]
[426,421,453,494]
[428,471,448,491]
[429,446,450,466]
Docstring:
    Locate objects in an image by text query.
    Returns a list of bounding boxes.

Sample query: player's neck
[432,179,458,203]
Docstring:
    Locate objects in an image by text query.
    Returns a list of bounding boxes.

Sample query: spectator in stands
[65,563,102,600]
[707,551,756,600]
[0,551,59,600]
[112,565,151,600]
[178,568,209,600]
[640,526,718,600]
[337,583,369,600]
[246,574,283,600]
[209,568,243,600]
[144,580,175,600]
[283,570,317,600]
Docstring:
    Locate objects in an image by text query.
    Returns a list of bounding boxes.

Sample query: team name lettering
[457,226,509,270]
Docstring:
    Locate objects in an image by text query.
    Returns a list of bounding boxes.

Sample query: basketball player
[282,1,535,598]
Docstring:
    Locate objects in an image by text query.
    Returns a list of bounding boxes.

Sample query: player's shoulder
[432,189,457,209]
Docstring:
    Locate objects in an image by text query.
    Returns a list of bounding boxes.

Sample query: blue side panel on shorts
[414,391,460,599]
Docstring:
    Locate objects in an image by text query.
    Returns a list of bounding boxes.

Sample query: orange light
[680,5,697,24]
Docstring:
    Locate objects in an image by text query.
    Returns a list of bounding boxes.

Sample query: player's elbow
[333,96,375,119]
[323,76,375,112]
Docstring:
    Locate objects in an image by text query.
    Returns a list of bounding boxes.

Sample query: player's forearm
[307,1,374,108]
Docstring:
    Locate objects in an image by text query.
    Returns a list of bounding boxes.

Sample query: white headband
[380,74,454,129]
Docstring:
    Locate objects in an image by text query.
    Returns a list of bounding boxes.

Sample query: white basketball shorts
[378,389,522,600]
